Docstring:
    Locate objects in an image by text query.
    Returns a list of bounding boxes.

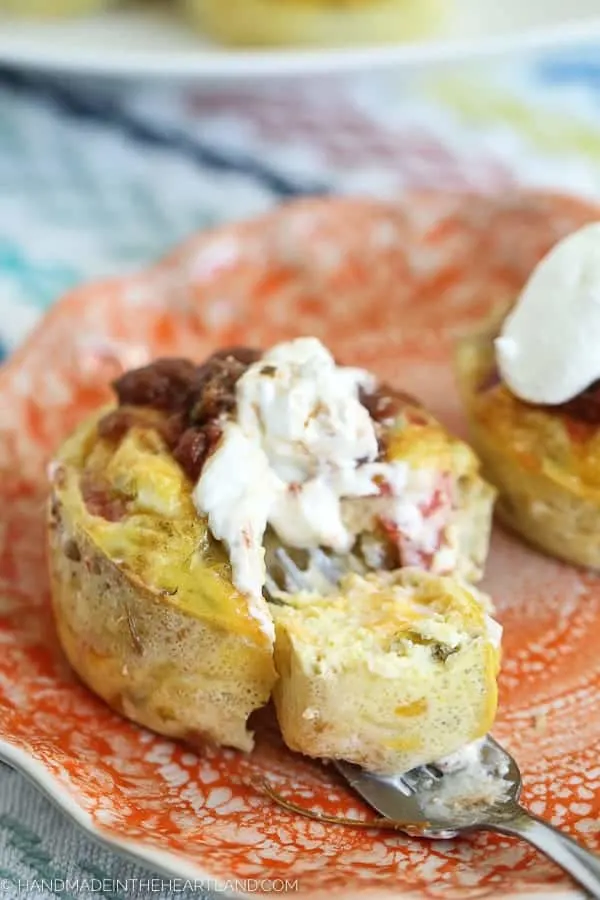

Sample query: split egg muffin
[48,336,500,773]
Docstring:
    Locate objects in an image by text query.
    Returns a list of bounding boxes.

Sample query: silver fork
[265,547,600,900]
[336,738,600,900]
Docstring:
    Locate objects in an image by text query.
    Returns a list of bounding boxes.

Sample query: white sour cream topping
[496,222,600,404]
[194,337,453,630]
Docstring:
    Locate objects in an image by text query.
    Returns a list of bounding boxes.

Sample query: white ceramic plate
[1,0,600,80]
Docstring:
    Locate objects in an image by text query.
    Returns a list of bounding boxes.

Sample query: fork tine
[275,547,311,591]
[264,573,283,599]
[423,764,444,780]
[389,775,414,797]
[309,547,340,582]
[400,764,444,792]
[393,773,417,794]
[348,553,366,574]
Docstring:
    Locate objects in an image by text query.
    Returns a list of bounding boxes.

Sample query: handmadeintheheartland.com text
[1,877,300,895]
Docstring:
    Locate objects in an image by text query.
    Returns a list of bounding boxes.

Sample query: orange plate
[1,192,599,899]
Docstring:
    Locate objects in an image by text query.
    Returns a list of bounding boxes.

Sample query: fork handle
[491,806,600,899]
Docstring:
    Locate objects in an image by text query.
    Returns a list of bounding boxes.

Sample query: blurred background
[2,2,600,898]
[1,0,600,364]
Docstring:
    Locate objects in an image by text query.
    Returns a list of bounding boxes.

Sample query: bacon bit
[360,383,424,461]
[379,517,428,570]
[359,384,421,424]
[97,407,162,443]
[191,354,251,422]
[106,348,260,480]
[173,420,223,481]
[372,474,392,497]
[288,482,301,496]
[113,358,198,411]
[405,410,430,427]
[379,476,450,572]
[160,412,187,449]
[97,409,134,443]
[550,378,600,425]
[421,475,453,518]
[172,428,208,481]
[423,489,444,517]
[563,416,596,445]
[478,365,502,394]
[205,420,223,459]
[80,471,129,522]
[380,520,408,566]
[379,517,400,544]
[397,536,436,571]
[83,490,129,522]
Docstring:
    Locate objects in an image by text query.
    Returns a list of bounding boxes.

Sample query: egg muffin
[48,408,277,752]
[456,323,600,569]
[185,0,449,48]
[49,339,497,761]
[1,0,109,14]
[272,569,500,775]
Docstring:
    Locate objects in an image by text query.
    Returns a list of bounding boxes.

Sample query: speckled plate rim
[0,739,248,897]
[0,736,582,900]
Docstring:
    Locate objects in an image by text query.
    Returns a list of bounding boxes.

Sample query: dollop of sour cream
[194,337,459,635]
[194,338,384,608]
[496,222,600,405]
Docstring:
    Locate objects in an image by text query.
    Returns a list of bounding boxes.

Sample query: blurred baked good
[456,223,600,569]
[184,0,448,47]
[0,0,110,14]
